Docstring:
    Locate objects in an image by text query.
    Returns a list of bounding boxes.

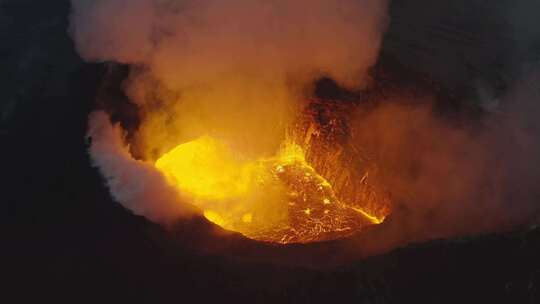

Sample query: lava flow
[155,120,387,244]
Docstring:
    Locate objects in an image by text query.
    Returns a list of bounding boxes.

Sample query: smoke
[346,65,540,254]
[71,0,389,158]
[87,111,195,224]
[71,0,389,224]
[72,0,540,257]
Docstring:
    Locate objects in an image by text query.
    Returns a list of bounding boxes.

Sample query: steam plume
[72,0,540,255]
[346,65,540,255]
[71,0,389,223]
[87,111,194,223]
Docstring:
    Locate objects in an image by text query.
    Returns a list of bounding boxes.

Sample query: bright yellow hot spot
[155,136,259,201]
[203,210,227,227]
[242,213,253,223]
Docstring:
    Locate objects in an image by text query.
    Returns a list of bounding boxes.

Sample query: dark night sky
[2,1,540,303]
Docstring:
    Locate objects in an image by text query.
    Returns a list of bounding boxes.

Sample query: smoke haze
[71,0,389,157]
[87,111,195,223]
[72,0,540,256]
[340,65,540,256]
[72,0,390,228]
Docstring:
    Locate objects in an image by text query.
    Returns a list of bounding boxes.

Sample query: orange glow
[74,0,393,244]
[155,134,387,244]
[155,136,263,201]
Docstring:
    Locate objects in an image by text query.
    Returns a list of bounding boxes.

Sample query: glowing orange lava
[155,134,387,244]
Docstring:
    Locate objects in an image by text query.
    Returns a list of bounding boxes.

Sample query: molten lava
[155,136,262,201]
[155,133,386,244]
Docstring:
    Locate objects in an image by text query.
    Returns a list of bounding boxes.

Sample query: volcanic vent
[153,99,391,244]
[75,0,394,246]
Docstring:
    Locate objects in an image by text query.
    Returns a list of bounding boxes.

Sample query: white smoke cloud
[87,111,195,224]
[70,0,540,261]
[71,0,390,224]
[344,63,540,256]
[70,0,389,87]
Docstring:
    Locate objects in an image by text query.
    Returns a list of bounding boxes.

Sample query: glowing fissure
[155,135,385,243]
